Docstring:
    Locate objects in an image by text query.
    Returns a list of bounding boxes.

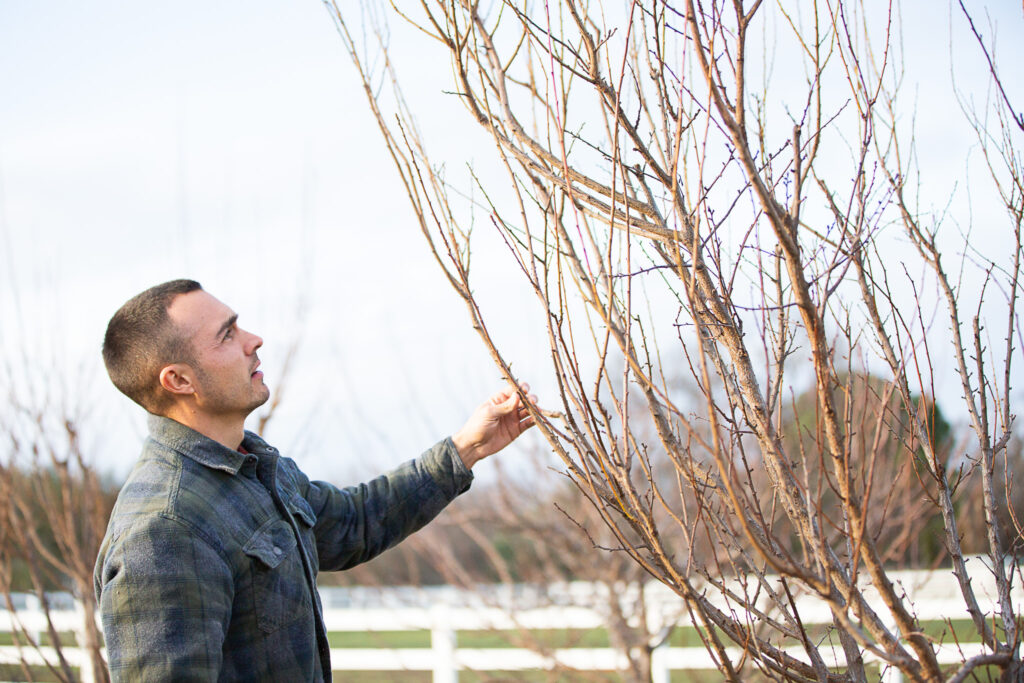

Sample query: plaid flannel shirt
[94,415,473,682]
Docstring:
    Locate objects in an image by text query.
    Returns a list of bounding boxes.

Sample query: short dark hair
[102,279,203,413]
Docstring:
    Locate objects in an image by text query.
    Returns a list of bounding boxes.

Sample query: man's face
[166,290,270,418]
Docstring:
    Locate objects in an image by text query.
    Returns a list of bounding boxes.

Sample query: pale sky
[1,2,1021,480]
[0,0,545,480]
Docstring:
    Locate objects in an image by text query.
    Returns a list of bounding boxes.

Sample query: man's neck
[162,406,246,451]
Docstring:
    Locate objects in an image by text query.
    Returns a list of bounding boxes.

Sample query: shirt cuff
[442,436,474,494]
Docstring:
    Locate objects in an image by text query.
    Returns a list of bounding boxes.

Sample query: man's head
[103,280,269,420]
[103,279,203,413]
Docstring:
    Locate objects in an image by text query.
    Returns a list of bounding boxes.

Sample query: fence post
[23,594,42,643]
[645,581,672,683]
[431,604,457,683]
[75,598,96,683]
[880,662,904,683]
[879,611,903,683]
[650,644,670,683]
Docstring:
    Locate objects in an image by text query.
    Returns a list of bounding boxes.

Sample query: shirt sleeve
[96,513,233,682]
[296,437,474,572]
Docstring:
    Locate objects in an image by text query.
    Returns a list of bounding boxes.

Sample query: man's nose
[244,329,263,354]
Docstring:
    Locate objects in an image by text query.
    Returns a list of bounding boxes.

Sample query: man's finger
[497,391,519,413]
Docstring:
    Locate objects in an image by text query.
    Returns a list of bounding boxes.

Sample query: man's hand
[452,383,538,468]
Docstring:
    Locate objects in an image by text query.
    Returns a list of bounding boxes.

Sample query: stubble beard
[195,364,271,418]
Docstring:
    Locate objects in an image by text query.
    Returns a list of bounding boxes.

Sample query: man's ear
[159,364,197,397]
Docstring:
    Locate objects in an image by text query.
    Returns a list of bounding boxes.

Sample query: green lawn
[458,629,610,649]
[328,629,432,648]
[0,663,76,682]
[327,628,608,649]
[325,617,987,651]
[0,631,77,647]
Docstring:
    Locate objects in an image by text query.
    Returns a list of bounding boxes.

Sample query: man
[94,279,536,681]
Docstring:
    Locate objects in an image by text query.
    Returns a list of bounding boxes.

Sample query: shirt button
[273,546,283,555]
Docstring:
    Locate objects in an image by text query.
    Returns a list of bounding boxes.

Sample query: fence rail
[3,561,1020,682]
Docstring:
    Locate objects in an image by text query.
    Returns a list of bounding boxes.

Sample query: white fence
[3,561,1020,682]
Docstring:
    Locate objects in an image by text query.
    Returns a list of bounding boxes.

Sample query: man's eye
[224,329,234,341]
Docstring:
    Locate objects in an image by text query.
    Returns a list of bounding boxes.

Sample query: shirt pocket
[287,495,320,574]
[243,518,312,633]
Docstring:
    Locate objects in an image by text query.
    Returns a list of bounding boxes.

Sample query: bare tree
[326,0,1023,680]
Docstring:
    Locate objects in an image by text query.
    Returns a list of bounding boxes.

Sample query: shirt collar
[146,414,276,474]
